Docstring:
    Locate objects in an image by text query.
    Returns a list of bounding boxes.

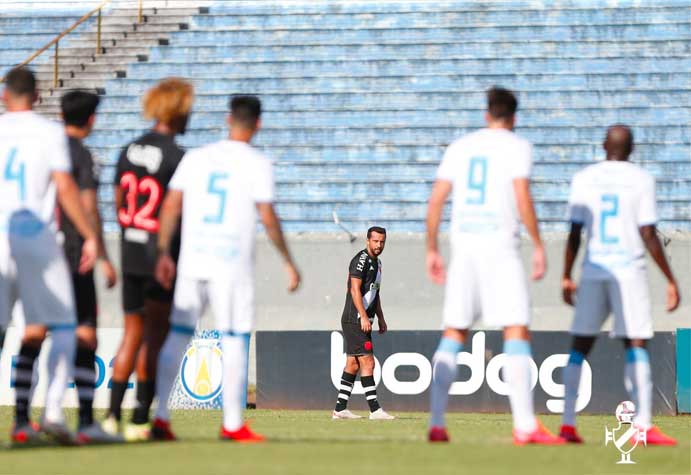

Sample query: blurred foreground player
[152,95,300,441]
[559,125,679,446]
[0,67,98,444]
[58,90,120,443]
[426,87,563,445]
[104,78,193,441]
[332,227,394,420]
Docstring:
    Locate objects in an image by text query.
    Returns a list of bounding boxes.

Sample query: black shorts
[122,273,174,315]
[72,271,97,327]
[342,321,373,356]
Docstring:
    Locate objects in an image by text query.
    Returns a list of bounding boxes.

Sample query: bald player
[559,125,680,445]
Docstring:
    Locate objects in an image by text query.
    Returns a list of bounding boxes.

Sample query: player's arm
[257,203,300,292]
[79,188,117,288]
[375,294,387,334]
[513,178,546,280]
[640,225,680,312]
[426,179,452,284]
[561,222,583,306]
[155,189,183,290]
[53,171,98,273]
[349,276,372,333]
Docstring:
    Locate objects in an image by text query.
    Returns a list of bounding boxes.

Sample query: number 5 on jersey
[204,172,229,224]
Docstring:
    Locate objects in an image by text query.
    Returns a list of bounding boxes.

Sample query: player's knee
[76,326,97,350]
[22,324,47,345]
[623,338,647,350]
[571,336,596,356]
[359,355,375,372]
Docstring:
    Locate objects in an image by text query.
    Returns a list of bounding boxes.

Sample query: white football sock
[154,329,191,422]
[429,337,462,428]
[504,339,537,434]
[222,334,250,432]
[624,347,652,430]
[562,351,585,427]
[44,329,75,423]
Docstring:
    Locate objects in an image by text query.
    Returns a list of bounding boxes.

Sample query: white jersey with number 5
[169,140,274,280]
[437,128,532,250]
[568,160,656,280]
[0,111,70,229]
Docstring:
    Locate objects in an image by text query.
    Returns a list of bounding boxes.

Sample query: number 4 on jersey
[4,147,26,201]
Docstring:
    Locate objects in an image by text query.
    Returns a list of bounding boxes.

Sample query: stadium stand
[2,1,691,233]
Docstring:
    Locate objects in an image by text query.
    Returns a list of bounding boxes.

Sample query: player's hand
[100,259,118,289]
[667,281,680,312]
[78,237,98,274]
[562,277,577,306]
[531,245,547,281]
[155,253,177,291]
[285,262,301,292]
[426,249,446,285]
[378,318,388,334]
[360,317,372,333]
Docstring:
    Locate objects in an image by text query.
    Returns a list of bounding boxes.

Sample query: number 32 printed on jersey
[117,172,162,232]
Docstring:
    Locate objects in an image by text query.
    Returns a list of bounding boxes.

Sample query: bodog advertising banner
[257,331,676,415]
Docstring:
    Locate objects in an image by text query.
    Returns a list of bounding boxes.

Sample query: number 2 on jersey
[600,194,619,244]
[4,147,26,201]
[204,172,229,224]
[466,156,488,205]
[118,172,162,232]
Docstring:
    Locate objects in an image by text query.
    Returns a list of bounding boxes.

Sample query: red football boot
[558,425,584,444]
[151,418,177,441]
[637,426,677,446]
[220,424,265,443]
[513,420,566,446]
[428,426,450,443]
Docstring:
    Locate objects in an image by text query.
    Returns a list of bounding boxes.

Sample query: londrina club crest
[605,401,647,464]
[180,339,224,402]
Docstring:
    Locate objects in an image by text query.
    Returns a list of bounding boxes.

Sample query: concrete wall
[85,232,691,333]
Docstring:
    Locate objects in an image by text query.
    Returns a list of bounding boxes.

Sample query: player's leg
[613,277,675,445]
[428,250,476,441]
[332,354,361,419]
[559,278,608,443]
[72,272,121,444]
[131,291,172,428]
[151,277,205,440]
[12,324,45,442]
[212,277,264,442]
[559,336,596,443]
[105,274,144,432]
[14,228,77,444]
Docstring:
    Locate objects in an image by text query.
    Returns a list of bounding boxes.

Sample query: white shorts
[571,274,652,339]
[443,246,530,329]
[0,219,76,329]
[170,275,254,335]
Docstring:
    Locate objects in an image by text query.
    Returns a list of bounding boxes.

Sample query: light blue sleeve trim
[437,337,463,354]
[503,339,531,356]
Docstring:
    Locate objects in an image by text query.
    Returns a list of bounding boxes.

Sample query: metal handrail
[1,0,146,87]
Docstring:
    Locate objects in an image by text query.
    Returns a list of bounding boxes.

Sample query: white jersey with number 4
[0,111,70,229]
[0,111,75,329]
[436,128,533,330]
[437,128,532,251]
[169,139,274,281]
[568,160,656,280]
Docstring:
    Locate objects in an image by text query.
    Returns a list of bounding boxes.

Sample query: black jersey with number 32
[341,249,382,324]
[115,131,183,276]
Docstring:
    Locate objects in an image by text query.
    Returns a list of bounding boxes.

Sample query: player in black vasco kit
[103,78,193,441]
[332,226,394,420]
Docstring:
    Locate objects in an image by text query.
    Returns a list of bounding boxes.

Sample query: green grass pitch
[0,408,688,475]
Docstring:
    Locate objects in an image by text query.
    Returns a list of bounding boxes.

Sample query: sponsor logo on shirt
[126,144,163,173]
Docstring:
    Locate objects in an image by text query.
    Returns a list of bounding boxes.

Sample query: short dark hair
[487,86,517,120]
[367,226,387,239]
[4,66,37,97]
[61,90,100,127]
[229,95,261,129]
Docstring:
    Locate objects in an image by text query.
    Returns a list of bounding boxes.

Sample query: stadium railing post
[96,8,102,54]
[53,41,59,88]
[138,0,143,23]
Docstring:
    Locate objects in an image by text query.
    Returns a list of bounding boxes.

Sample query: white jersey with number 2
[568,160,656,280]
